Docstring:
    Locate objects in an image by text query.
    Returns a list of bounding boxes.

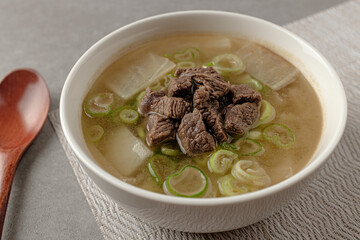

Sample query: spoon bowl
[0,69,50,238]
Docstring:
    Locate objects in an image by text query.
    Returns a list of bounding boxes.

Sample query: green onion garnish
[262,123,295,148]
[84,92,113,118]
[212,54,245,74]
[161,143,181,156]
[164,165,208,198]
[136,91,146,108]
[85,125,104,142]
[238,78,263,91]
[234,138,264,156]
[217,174,250,196]
[172,47,200,62]
[148,154,177,186]
[208,150,238,175]
[255,100,276,127]
[136,126,146,140]
[111,106,139,124]
[219,142,239,151]
[231,160,271,187]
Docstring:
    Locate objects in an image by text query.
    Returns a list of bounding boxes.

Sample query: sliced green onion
[186,47,200,58]
[255,100,276,127]
[205,62,214,67]
[176,61,196,69]
[85,125,104,142]
[84,92,113,118]
[136,91,146,108]
[217,174,250,196]
[239,78,263,91]
[212,54,245,74]
[263,123,295,148]
[208,150,238,175]
[164,165,208,198]
[234,138,264,156]
[148,154,177,186]
[119,109,139,124]
[161,143,181,156]
[172,47,200,62]
[231,160,271,187]
[219,142,239,151]
[111,107,139,124]
[136,126,146,140]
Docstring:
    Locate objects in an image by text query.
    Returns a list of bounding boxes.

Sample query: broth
[81,34,322,197]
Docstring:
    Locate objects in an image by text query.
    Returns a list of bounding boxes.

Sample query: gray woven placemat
[49,1,360,239]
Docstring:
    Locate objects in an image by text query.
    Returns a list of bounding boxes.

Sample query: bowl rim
[60,10,347,206]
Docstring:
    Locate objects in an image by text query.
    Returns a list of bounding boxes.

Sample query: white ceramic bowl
[60,11,347,233]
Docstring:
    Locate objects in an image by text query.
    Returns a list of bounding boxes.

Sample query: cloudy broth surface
[81,34,322,198]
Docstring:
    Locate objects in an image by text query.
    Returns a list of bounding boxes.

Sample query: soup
[81,34,322,198]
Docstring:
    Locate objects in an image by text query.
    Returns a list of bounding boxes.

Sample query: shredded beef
[177,109,216,155]
[230,84,262,104]
[224,102,260,136]
[193,86,228,142]
[141,67,262,153]
[175,67,230,98]
[168,77,193,98]
[151,96,191,119]
[139,88,191,119]
[146,114,176,146]
[138,88,165,115]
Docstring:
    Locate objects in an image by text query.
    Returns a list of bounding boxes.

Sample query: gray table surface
[0,0,346,239]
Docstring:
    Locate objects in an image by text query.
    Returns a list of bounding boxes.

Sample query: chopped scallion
[212,54,245,74]
[84,92,113,118]
[234,138,264,156]
[219,142,239,151]
[231,160,271,187]
[217,174,250,196]
[239,78,263,91]
[208,150,238,175]
[111,106,139,124]
[136,91,146,108]
[85,125,104,142]
[164,165,208,198]
[148,154,177,186]
[262,123,295,148]
[255,100,276,127]
[136,126,146,140]
[161,142,181,156]
[172,47,200,62]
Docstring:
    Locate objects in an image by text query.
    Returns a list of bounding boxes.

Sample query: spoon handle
[0,148,23,238]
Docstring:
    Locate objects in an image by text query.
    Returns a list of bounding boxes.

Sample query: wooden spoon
[0,69,50,238]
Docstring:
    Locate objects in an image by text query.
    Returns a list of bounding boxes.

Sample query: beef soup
[81,34,322,198]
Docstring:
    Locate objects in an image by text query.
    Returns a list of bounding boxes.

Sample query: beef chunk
[219,92,233,113]
[230,84,262,104]
[139,88,191,119]
[138,88,166,115]
[178,108,216,155]
[175,67,230,98]
[193,87,228,142]
[146,114,176,146]
[224,102,260,136]
[168,77,193,98]
[151,96,191,119]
